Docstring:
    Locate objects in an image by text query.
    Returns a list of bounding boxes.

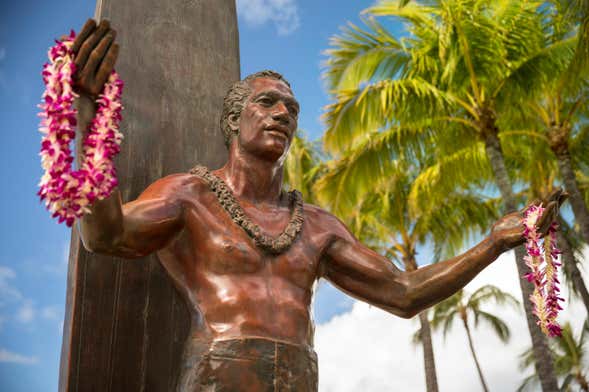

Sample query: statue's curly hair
[220,70,291,148]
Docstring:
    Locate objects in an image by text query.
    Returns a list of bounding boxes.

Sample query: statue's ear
[228,113,240,133]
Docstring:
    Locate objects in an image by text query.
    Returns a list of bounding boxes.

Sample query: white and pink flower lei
[522,205,564,337]
[37,31,124,227]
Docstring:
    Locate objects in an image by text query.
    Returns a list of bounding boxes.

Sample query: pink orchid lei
[523,205,564,337]
[38,31,124,227]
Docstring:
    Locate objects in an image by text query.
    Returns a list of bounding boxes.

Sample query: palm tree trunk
[557,217,589,317]
[419,311,439,392]
[461,315,489,392]
[555,149,589,243]
[484,131,559,391]
[407,256,439,392]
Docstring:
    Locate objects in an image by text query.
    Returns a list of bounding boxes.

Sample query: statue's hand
[491,188,568,250]
[71,19,119,99]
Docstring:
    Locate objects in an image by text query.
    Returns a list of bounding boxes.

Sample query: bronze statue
[72,19,566,391]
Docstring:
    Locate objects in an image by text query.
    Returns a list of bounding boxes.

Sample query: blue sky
[0,1,377,390]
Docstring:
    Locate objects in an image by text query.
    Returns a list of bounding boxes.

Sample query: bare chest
[182,196,322,288]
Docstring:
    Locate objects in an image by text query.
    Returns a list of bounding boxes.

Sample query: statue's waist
[178,337,318,391]
[182,336,317,363]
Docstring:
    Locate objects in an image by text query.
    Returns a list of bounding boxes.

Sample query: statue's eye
[258,97,273,106]
[288,105,299,117]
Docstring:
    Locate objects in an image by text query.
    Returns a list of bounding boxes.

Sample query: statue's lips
[264,126,290,139]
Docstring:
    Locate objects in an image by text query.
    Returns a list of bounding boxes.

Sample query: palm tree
[283,132,325,204]
[506,0,589,243]
[557,217,589,316]
[524,100,589,243]
[519,321,589,391]
[562,0,589,76]
[430,285,520,392]
[506,137,589,317]
[314,150,498,392]
[321,1,581,388]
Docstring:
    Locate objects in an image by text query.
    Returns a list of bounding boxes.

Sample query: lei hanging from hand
[37,30,124,227]
[522,205,564,337]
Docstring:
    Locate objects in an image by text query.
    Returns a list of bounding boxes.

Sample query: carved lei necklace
[189,165,304,254]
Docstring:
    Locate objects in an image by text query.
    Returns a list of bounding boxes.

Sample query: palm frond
[366,0,439,28]
[408,143,492,216]
[323,18,408,92]
[473,310,511,343]
[283,132,326,205]
[468,284,520,309]
[496,36,577,105]
[322,77,452,153]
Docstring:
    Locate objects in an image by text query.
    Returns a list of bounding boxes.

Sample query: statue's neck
[217,145,285,206]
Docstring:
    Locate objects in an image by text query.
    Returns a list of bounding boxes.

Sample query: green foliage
[283,132,326,205]
[322,0,585,204]
[319,0,588,388]
[429,285,520,342]
[518,320,589,391]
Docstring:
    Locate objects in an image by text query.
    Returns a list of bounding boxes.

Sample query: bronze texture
[190,165,304,254]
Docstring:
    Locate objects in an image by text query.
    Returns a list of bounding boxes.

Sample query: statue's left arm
[319,190,566,318]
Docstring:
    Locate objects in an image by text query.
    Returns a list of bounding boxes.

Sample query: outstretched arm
[72,19,185,258]
[321,230,503,318]
[320,191,566,318]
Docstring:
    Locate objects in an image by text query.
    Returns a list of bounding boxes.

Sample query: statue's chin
[234,137,290,164]
[256,139,290,162]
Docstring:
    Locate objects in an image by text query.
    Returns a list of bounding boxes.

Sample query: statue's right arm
[72,19,185,258]
[78,171,185,259]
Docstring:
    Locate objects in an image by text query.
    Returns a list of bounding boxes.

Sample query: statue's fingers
[545,188,563,205]
[94,43,119,89]
[85,31,115,78]
[72,19,96,53]
[75,20,110,75]
[538,201,558,234]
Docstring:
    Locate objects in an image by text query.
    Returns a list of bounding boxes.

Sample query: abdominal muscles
[195,273,314,345]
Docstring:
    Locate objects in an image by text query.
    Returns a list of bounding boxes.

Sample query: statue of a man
[72,20,565,391]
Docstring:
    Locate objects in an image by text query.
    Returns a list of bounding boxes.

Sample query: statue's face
[234,77,299,162]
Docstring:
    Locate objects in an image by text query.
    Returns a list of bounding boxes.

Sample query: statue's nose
[271,102,289,123]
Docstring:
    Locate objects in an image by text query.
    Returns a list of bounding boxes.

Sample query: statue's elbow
[81,236,112,254]
[399,307,420,319]
[382,297,419,319]
[395,289,421,319]
[393,302,419,319]
[79,228,122,255]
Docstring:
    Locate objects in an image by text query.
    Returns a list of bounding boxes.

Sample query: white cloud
[315,248,588,391]
[0,262,64,332]
[0,348,38,365]
[237,0,300,35]
[0,267,15,280]
[0,266,22,304]
[41,305,61,321]
[16,300,36,324]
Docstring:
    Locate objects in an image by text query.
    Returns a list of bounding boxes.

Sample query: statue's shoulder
[301,203,356,243]
[302,203,346,232]
[142,171,208,199]
[186,164,219,192]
